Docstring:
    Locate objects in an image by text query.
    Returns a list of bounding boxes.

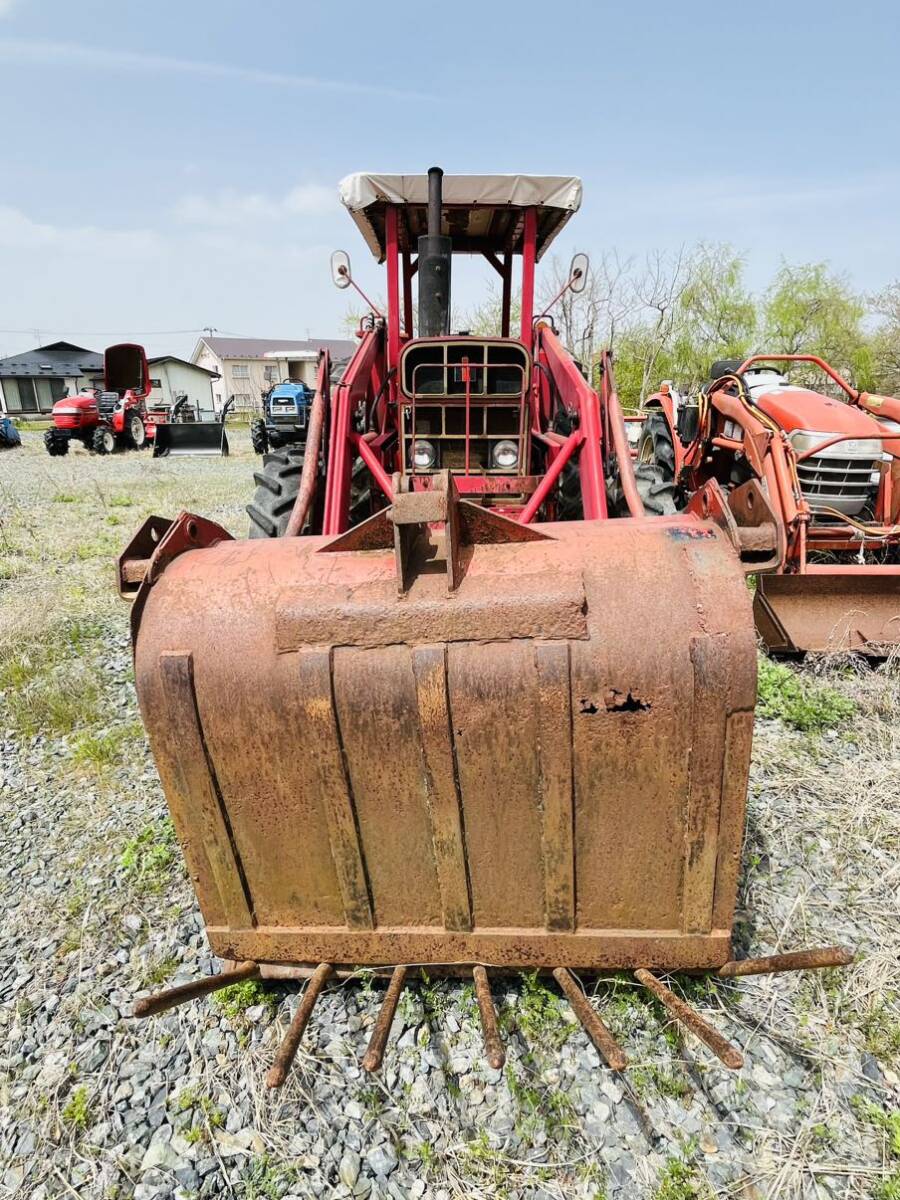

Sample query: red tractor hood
[757,385,882,436]
[754,384,900,459]
[52,393,98,414]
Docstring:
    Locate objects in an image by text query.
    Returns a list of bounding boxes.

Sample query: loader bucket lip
[755,567,900,654]
[152,421,229,457]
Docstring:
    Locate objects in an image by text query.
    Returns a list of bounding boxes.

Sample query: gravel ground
[1,432,898,1200]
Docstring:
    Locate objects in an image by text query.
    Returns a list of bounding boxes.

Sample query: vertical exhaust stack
[418,167,452,337]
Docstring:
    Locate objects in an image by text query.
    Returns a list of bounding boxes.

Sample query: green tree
[760,262,873,390]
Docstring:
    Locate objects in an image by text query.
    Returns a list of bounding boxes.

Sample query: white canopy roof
[338,172,583,263]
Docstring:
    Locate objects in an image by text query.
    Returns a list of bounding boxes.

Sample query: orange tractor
[119,170,849,1087]
[638,356,900,653]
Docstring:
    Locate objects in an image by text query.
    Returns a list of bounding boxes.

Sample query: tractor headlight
[411,439,436,470]
[789,429,880,458]
[491,439,519,470]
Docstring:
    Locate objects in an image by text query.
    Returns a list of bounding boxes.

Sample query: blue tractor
[250,380,314,454]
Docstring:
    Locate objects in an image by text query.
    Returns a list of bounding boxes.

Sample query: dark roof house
[0,341,103,415]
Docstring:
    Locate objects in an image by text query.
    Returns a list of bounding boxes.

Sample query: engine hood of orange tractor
[756,385,885,438]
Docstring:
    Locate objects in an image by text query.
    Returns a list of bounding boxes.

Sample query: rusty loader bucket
[120,477,851,1082]
[755,567,900,654]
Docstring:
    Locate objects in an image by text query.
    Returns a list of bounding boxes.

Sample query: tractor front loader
[639,356,900,653]
[119,171,850,1089]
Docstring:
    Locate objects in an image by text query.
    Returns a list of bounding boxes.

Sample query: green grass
[62,1085,92,1130]
[120,819,178,891]
[509,971,573,1051]
[653,1153,710,1200]
[211,979,277,1021]
[71,722,145,771]
[756,656,856,731]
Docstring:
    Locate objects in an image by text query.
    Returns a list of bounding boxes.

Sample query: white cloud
[0,37,436,100]
[0,205,160,256]
[173,183,335,227]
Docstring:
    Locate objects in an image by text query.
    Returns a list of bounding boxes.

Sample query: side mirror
[568,252,589,294]
[331,250,352,290]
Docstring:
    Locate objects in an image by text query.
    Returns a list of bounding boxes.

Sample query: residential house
[192,336,356,414]
[85,355,220,415]
[0,342,103,416]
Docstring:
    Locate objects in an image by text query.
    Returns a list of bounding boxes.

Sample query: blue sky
[1,0,899,359]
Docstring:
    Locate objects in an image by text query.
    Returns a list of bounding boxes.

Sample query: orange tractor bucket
[755,566,900,654]
[125,481,757,972]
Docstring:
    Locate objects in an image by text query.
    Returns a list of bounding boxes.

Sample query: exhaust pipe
[418,166,452,337]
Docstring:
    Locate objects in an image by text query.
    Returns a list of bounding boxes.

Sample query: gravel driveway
[1,432,898,1199]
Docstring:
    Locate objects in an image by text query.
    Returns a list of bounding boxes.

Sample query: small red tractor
[638,356,900,653]
[44,343,151,456]
[118,169,850,1087]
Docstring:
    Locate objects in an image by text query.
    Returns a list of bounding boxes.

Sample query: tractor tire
[638,411,677,483]
[44,429,69,456]
[247,449,304,538]
[608,461,677,517]
[92,425,116,455]
[127,411,147,450]
[250,418,269,455]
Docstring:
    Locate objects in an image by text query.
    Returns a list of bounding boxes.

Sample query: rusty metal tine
[266,963,333,1089]
[473,965,506,1070]
[362,965,408,1073]
[553,968,627,1071]
[634,969,743,1070]
[717,946,853,978]
[133,961,259,1019]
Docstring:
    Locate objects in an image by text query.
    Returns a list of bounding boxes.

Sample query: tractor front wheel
[606,410,679,516]
[247,449,304,537]
[44,429,69,456]
[92,426,117,455]
[127,411,147,449]
[250,417,269,455]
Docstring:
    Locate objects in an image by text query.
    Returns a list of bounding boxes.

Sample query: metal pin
[635,968,743,1069]
[133,960,260,1019]
[717,946,853,978]
[472,966,505,1069]
[362,965,408,1073]
[266,963,333,1089]
[553,967,627,1071]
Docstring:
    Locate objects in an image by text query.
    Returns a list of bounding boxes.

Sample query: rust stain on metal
[130,489,757,971]
[473,965,506,1070]
[553,967,626,1070]
[718,946,853,978]
[266,962,332,1088]
[635,968,743,1069]
[362,964,408,1073]
[133,961,259,1019]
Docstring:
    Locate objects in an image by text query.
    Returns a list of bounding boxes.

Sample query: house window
[264,365,278,383]
[4,379,37,412]
[232,364,250,379]
[149,379,162,390]
[36,379,66,411]
[232,392,253,410]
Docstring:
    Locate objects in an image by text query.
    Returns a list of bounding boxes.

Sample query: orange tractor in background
[118,169,851,1089]
[638,356,900,653]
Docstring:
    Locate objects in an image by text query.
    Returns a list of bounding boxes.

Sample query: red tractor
[44,343,151,456]
[637,355,900,652]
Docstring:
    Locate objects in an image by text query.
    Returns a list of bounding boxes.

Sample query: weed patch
[120,819,178,891]
[211,979,277,1021]
[757,657,855,731]
[62,1085,92,1130]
